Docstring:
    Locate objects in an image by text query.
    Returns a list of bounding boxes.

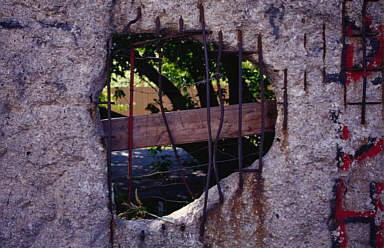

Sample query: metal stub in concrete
[1,0,383,248]
[0,147,7,157]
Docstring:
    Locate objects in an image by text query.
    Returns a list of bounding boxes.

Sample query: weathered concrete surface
[1,0,383,247]
[0,1,113,247]
[113,1,384,248]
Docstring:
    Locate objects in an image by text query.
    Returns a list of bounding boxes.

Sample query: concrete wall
[1,1,383,247]
[0,1,113,247]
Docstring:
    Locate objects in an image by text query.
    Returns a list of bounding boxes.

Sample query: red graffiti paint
[346,23,353,37]
[377,182,384,248]
[367,25,384,69]
[340,139,383,171]
[335,14,384,248]
[345,43,355,86]
[363,16,373,27]
[345,20,384,85]
[335,180,349,248]
[356,139,384,162]
[342,126,349,140]
[341,154,353,171]
[373,182,384,248]
[335,180,384,248]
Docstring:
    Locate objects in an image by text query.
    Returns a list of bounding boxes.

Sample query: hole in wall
[98,33,277,220]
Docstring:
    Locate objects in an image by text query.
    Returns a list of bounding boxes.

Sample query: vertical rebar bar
[179,16,184,33]
[178,16,184,61]
[155,17,194,199]
[258,34,265,174]
[237,30,244,188]
[283,69,288,131]
[361,0,368,124]
[213,31,225,203]
[380,26,384,128]
[322,22,326,85]
[341,0,348,108]
[128,46,135,204]
[106,45,115,246]
[200,3,215,238]
[382,65,384,124]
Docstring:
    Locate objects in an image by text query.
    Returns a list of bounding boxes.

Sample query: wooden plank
[102,101,277,151]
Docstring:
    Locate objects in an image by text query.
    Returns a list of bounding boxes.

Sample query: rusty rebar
[98,101,115,104]
[382,66,384,125]
[283,69,288,131]
[129,46,257,55]
[106,45,115,247]
[131,30,205,47]
[155,17,195,199]
[129,149,272,180]
[237,29,244,188]
[221,49,257,55]
[341,0,347,108]
[345,66,384,72]
[179,16,184,33]
[212,30,225,203]
[361,0,368,124]
[123,7,142,34]
[107,81,112,158]
[128,46,135,203]
[346,31,379,37]
[200,3,215,238]
[258,34,265,174]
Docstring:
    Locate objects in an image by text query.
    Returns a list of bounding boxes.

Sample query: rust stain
[203,173,267,247]
[303,70,308,94]
[226,189,244,246]
[252,173,266,247]
[88,102,98,122]
[202,201,226,246]
[281,128,289,150]
[202,186,245,247]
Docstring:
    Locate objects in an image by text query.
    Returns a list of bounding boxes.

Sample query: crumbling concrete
[0,0,383,247]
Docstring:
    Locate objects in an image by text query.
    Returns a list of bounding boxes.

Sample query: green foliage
[145,102,160,113]
[118,190,148,220]
[110,33,275,110]
[118,202,147,220]
[147,146,172,179]
[244,134,261,146]
[112,34,216,87]
[149,156,172,179]
[98,87,129,113]
[145,99,172,113]
[114,87,126,100]
[242,61,275,101]
[148,146,163,155]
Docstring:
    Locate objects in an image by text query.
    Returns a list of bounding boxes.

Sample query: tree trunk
[134,54,189,110]
[221,53,254,104]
